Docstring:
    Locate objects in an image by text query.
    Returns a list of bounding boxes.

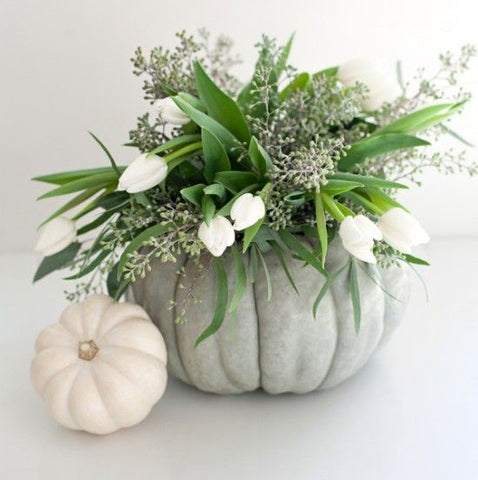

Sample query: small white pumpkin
[31,295,167,435]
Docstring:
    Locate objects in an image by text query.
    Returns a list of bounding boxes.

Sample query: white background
[1,0,478,252]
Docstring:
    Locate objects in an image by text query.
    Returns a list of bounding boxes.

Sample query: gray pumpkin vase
[129,239,410,394]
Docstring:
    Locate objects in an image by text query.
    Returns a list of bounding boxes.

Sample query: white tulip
[230,193,266,231]
[154,97,190,125]
[118,153,168,194]
[378,208,430,254]
[198,216,235,257]
[339,215,382,264]
[34,217,76,257]
[337,59,400,111]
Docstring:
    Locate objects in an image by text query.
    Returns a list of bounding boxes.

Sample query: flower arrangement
[33,31,476,345]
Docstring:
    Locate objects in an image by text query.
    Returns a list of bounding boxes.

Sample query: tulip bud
[118,153,168,194]
[198,216,235,257]
[230,193,266,231]
[154,97,190,125]
[34,217,76,257]
[378,208,430,254]
[337,59,400,111]
[339,215,382,264]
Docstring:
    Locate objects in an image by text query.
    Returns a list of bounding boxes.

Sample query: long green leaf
[173,96,239,154]
[276,33,295,77]
[201,195,216,225]
[242,218,264,252]
[32,167,124,186]
[194,61,251,143]
[321,179,364,197]
[148,134,201,155]
[64,249,110,280]
[33,242,81,282]
[338,133,429,170]
[117,222,173,278]
[40,187,103,226]
[76,209,119,236]
[279,72,311,100]
[38,172,119,200]
[195,257,229,346]
[314,192,328,267]
[313,263,348,318]
[248,136,273,175]
[375,102,465,136]
[256,246,272,301]
[277,230,327,277]
[229,245,248,313]
[271,242,299,294]
[329,172,407,190]
[202,129,231,182]
[89,132,121,177]
[349,261,361,333]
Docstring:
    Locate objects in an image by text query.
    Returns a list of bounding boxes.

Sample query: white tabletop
[1,237,477,480]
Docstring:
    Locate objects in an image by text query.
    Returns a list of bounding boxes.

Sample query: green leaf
[338,133,430,170]
[229,245,247,313]
[404,253,430,266]
[313,66,339,78]
[256,246,272,301]
[76,209,119,236]
[203,183,226,200]
[148,134,201,156]
[314,192,328,267]
[194,61,251,143]
[321,179,364,197]
[38,172,119,200]
[173,96,239,154]
[329,172,408,190]
[277,230,328,277]
[242,218,264,252]
[88,132,121,177]
[375,102,466,136]
[312,263,348,317]
[64,249,110,280]
[214,171,258,194]
[180,184,206,208]
[32,167,124,186]
[321,192,346,221]
[249,245,259,283]
[276,33,295,78]
[33,242,81,282]
[95,191,130,210]
[201,195,216,225]
[359,187,408,212]
[195,257,229,346]
[349,261,361,333]
[248,137,273,175]
[279,72,311,100]
[343,191,384,216]
[202,129,231,182]
[271,242,299,294]
[117,222,174,279]
[441,125,474,147]
[113,277,132,301]
[106,263,123,298]
[40,187,103,226]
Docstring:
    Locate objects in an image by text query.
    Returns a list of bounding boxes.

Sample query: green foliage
[33,31,475,342]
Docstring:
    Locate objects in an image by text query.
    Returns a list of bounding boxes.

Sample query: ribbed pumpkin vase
[129,240,410,394]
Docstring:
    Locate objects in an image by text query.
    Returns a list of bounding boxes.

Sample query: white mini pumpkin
[31,295,167,435]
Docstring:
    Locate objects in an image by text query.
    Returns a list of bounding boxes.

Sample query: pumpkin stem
[78,340,99,361]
